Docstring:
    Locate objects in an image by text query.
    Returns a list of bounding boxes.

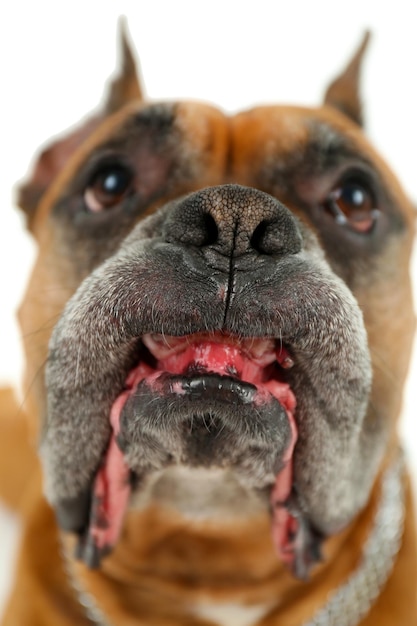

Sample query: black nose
[162,184,302,258]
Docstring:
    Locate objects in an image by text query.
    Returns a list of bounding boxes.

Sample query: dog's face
[18,31,415,580]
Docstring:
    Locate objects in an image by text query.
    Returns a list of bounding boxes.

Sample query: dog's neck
[62,453,405,626]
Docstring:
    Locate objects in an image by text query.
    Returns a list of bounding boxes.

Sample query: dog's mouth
[77,332,322,578]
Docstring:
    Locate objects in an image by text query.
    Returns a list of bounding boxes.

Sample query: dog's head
[18,27,415,580]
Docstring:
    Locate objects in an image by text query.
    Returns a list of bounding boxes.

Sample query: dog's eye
[324,179,379,233]
[84,165,133,212]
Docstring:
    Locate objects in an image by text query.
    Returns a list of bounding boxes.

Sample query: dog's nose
[163,184,302,257]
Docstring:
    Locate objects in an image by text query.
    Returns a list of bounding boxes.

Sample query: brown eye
[84,165,133,212]
[325,180,379,233]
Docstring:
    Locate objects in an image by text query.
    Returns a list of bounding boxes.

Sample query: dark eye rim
[322,168,380,234]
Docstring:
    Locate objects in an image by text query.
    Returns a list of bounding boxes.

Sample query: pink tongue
[87,390,133,552]
[87,342,298,563]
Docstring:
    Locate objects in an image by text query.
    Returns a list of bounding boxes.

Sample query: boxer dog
[0,24,416,626]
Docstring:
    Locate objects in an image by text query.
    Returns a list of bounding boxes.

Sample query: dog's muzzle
[42,185,374,578]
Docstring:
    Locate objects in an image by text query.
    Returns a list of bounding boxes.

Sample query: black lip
[116,370,293,481]
[55,489,92,534]
[120,370,287,438]
[165,372,258,404]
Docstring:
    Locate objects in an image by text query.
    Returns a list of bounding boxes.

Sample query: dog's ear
[17,18,144,230]
[104,17,144,114]
[323,31,370,127]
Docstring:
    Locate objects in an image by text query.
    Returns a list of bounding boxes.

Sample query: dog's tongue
[81,338,301,572]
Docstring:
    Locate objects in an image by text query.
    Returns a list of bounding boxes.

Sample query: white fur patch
[131,466,267,520]
[190,601,273,626]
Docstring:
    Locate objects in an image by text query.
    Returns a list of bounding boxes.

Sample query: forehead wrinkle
[304,119,370,172]
[259,118,375,195]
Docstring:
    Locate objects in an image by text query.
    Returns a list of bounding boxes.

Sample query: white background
[1,0,417,617]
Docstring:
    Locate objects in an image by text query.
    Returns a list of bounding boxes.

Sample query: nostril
[186,212,219,247]
[250,219,286,255]
[164,207,219,247]
[200,212,219,247]
[250,216,303,256]
[250,220,270,254]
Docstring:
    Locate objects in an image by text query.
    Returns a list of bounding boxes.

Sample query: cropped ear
[104,17,144,114]
[323,31,370,127]
[17,18,144,229]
